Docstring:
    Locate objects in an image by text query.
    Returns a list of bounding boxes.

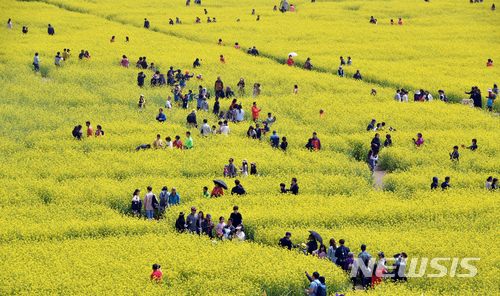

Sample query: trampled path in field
[18,0,497,110]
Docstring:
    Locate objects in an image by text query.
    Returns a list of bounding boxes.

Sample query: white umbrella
[288,52,298,57]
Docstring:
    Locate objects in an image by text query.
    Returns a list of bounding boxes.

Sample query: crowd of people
[280,233,408,290]
[71,121,104,140]
[131,186,181,219]
[175,205,246,240]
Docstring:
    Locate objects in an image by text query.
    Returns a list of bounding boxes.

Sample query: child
[250,163,257,175]
[95,125,104,137]
[202,186,210,197]
[280,183,287,193]
[220,55,225,63]
[241,160,249,177]
[441,176,451,190]
[319,109,325,118]
[293,85,298,94]
[150,264,163,282]
[165,136,173,149]
[413,133,424,147]
[449,146,459,161]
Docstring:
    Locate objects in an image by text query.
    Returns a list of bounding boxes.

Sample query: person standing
[229,206,243,227]
[185,131,194,149]
[143,186,155,220]
[47,24,55,35]
[33,52,40,72]
[335,239,351,269]
[289,177,299,194]
[186,207,198,233]
[251,102,261,122]
[144,18,150,29]
[327,238,337,263]
[270,130,280,148]
[54,52,63,66]
[7,18,13,29]
[168,187,180,206]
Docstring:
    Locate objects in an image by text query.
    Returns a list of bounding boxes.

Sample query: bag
[316,283,327,296]
[152,194,159,209]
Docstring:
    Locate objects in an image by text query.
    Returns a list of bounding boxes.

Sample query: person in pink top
[413,133,424,147]
[286,55,294,66]
[251,102,261,122]
[120,55,129,67]
[150,264,163,283]
[290,4,295,12]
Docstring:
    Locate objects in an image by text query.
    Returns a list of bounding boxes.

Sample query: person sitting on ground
[398,17,403,25]
[413,133,424,147]
[369,16,376,24]
[286,55,295,66]
[304,57,313,70]
[305,132,321,151]
[337,66,344,77]
[485,176,493,190]
[135,144,151,151]
[384,134,392,147]
[164,136,173,149]
[270,130,280,148]
[231,179,246,195]
[223,218,235,239]
[211,183,224,197]
[72,125,83,140]
[462,138,478,151]
[441,176,451,190]
[279,232,294,250]
[150,264,163,283]
[487,58,493,67]
[156,108,166,122]
[120,55,129,68]
[202,186,210,198]
[449,145,460,161]
[492,178,498,190]
[152,134,163,149]
[366,119,376,131]
[353,70,362,80]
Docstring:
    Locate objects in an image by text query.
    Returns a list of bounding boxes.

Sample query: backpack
[316,283,327,296]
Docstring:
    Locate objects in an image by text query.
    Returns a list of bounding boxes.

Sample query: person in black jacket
[229,206,243,227]
[72,125,83,140]
[137,72,146,87]
[335,239,351,269]
[175,212,186,232]
[231,180,246,195]
[431,177,439,190]
[306,234,318,254]
[144,18,150,29]
[370,133,381,154]
[186,110,197,127]
[47,24,55,35]
[466,86,482,108]
[279,232,293,250]
[449,146,460,161]
[289,177,299,194]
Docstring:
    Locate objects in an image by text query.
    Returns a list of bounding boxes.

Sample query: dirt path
[372,166,386,190]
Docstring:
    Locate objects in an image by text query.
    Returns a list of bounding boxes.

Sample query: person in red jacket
[251,101,261,122]
[286,55,294,66]
[306,132,321,151]
[150,264,163,283]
